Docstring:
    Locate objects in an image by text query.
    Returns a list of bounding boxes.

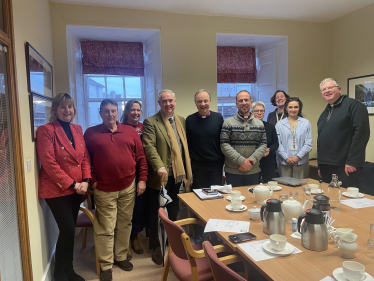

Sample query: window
[84,74,144,128]
[217,83,254,119]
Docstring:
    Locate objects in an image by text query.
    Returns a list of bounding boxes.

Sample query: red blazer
[37,120,91,198]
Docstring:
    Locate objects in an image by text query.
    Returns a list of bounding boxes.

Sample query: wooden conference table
[178,179,374,281]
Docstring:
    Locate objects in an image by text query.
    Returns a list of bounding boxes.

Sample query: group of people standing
[36,77,370,281]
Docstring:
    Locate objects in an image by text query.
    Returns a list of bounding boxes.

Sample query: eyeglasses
[321,86,338,92]
[253,110,265,113]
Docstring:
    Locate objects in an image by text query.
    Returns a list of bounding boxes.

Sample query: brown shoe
[152,247,163,265]
[130,234,144,254]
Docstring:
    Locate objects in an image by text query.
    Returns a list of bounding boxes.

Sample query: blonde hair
[49,93,76,122]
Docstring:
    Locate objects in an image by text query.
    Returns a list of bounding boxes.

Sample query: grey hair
[252,101,265,111]
[99,99,118,112]
[319,78,340,91]
[158,89,176,101]
[194,89,211,102]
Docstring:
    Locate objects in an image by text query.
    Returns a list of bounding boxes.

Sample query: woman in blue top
[275,97,312,179]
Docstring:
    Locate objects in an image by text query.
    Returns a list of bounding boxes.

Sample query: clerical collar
[198,110,211,118]
[238,112,250,120]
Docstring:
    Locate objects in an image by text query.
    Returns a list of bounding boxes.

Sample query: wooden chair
[158,208,247,281]
[76,189,100,275]
[203,241,247,281]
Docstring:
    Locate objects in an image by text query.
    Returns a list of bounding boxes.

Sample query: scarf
[161,113,193,192]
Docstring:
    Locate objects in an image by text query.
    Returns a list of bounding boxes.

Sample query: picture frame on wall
[25,42,53,98]
[29,93,52,141]
[348,74,374,115]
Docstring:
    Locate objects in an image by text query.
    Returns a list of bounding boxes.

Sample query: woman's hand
[263,148,270,157]
[74,182,87,194]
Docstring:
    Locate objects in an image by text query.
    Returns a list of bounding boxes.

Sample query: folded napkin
[290,232,301,240]
[211,184,232,194]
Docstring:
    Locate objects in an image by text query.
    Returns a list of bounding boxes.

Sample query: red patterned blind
[217,46,256,83]
[81,41,144,76]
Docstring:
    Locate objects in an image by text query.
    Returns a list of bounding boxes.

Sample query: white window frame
[83,74,145,129]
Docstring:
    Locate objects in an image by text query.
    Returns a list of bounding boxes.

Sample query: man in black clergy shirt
[186,89,224,241]
[317,78,370,188]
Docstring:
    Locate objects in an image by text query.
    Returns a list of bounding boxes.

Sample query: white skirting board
[41,244,56,281]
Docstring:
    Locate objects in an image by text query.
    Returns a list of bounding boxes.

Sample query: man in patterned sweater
[220,90,267,187]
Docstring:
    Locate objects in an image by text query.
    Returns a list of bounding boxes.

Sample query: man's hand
[286,157,295,164]
[137,181,146,196]
[157,167,168,183]
[91,182,97,190]
[318,169,321,178]
[291,156,301,163]
[345,164,356,176]
[263,148,270,157]
[239,159,253,172]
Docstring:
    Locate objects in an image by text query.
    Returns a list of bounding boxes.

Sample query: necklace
[69,136,73,145]
[287,117,298,150]
[276,110,284,122]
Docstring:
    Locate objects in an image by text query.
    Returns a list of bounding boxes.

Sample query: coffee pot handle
[260,203,267,222]
[298,213,307,234]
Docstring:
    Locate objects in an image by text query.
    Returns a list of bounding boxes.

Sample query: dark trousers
[45,193,81,268]
[191,161,223,238]
[225,172,260,187]
[319,164,363,188]
[259,164,278,183]
[145,176,180,250]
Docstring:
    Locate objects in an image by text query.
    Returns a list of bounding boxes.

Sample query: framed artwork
[29,93,52,141]
[348,74,374,115]
[25,42,53,98]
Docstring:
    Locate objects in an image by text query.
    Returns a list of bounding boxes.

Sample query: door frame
[1,0,33,280]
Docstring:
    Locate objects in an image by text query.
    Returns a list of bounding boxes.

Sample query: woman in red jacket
[37,93,91,281]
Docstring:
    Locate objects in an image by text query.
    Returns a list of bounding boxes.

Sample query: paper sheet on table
[341,198,374,209]
[204,219,250,233]
[211,184,232,193]
[320,277,335,281]
[238,239,302,262]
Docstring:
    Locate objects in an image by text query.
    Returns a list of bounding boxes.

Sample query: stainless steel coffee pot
[312,194,331,219]
[298,209,328,251]
[260,199,285,235]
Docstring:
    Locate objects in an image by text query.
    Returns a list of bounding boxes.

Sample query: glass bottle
[328,174,341,209]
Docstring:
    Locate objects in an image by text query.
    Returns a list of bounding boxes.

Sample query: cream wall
[13,0,59,280]
[330,3,374,162]
[50,3,331,158]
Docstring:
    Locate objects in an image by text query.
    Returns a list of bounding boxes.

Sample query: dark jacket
[317,95,370,168]
[260,121,279,167]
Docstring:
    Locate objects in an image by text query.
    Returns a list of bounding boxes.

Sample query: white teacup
[231,190,241,200]
[347,187,359,197]
[308,184,319,193]
[330,228,354,239]
[268,181,277,189]
[231,199,242,210]
[269,234,287,252]
[342,261,367,281]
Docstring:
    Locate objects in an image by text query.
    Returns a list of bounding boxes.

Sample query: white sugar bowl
[248,206,261,221]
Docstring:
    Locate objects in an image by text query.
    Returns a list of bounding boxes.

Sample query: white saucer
[333,267,374,281]
[342,192,365,198]
[227,195,246,201]
[273,186,282,191]
[311,189,324,194]
[262,241,295,256]
[226,204,247,212]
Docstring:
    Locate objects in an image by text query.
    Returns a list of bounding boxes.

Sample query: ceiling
[51,0,374,22]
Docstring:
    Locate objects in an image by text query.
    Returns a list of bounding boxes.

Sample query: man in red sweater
[84,99,147,281]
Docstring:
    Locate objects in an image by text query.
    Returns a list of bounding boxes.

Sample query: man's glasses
[253,110,265,113]
[321,86,339,93]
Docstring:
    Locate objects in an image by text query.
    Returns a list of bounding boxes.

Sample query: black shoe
[65,267,85,281]
[113,259,133,271]
[100,269,112,281]
[152,247,163,265]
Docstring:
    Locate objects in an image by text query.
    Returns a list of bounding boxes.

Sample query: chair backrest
[158,208,188,259]
[203,241,246,281]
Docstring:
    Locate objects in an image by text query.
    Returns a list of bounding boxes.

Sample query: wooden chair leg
[161,253,171,281]
[82,227,87,249]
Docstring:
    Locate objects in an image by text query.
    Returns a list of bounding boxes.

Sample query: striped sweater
[220,113,267,175]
